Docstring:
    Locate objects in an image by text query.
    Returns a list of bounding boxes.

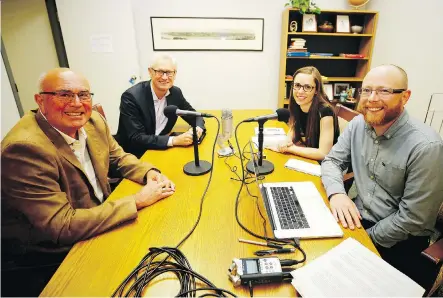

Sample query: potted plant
[285,0,321,14]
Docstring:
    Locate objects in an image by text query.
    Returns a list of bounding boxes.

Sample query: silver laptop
[249,142,343,239]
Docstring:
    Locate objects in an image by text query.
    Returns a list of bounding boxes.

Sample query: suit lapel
[35,112,85,174]
[140,81,156,133]
[83,121,108,196]
[163,91,178,133]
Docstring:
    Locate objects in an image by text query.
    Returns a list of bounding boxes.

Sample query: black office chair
[421,204,443,296]
[424,93,443,135]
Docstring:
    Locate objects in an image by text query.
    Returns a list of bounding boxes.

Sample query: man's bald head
[34,68,93,138]
[364,64,408,89]
[38,68,90,92]
[358,64,411,131]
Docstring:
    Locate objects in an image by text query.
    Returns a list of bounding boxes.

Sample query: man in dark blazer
[115,54,205,158]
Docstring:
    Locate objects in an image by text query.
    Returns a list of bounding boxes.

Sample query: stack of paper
[254,127,286,136]
[252,127,289,150]
[290,238,425,297]
[284,159,321,177]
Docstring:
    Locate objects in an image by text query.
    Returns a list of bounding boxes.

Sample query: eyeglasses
[39,91,94,103]
[358,88,406,98]
[293,83,315,93]
[151,69,176,78]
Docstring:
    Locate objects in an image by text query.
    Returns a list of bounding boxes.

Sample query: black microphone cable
[232,121,306,264]
[112,116,237,297]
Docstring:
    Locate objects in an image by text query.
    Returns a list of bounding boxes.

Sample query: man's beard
[357,100,403,126]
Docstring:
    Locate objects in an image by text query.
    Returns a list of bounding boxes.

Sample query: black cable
[233,121,307,264]
[175,116,219,248]
[113,116,237,297]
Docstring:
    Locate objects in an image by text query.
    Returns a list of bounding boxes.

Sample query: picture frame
[336,15,350,33]
[323,84,334,101]
[334,83,350,96]
[150,17,264,51]
[302,14,317,32]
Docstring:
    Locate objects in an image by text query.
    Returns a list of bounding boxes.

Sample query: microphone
[244,109,290,176]
[163,105,212,176]
[244,108,290,123]
[217,109,234,156]
[164,105,213,118]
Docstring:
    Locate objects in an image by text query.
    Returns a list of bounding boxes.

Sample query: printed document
[290,238,425,297]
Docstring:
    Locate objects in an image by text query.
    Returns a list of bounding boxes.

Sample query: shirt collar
[150,81,170,102]
[39,110,87,145]
[364,109,409,139]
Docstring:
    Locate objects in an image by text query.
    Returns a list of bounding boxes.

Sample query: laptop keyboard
[270,186,310,230]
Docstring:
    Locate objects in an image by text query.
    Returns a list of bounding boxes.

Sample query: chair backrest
[335,103,360,122]
[335,104,360,133]
[92,103,106,120]
[424,93,443,135]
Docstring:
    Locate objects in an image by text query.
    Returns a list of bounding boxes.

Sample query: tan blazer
[1,110,154,254]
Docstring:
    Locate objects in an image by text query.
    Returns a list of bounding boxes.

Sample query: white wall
[1,0,59,112]
[131,0,348,111]
[1,52,21,140]
[56,0,141,134]
[368,0,443,121]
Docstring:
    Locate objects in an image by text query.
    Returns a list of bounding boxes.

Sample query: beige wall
[1,0,59,112]
[368,0,443,122]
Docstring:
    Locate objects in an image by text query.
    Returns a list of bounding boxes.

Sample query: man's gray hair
[149,54,177,69]
[37,72,47,92]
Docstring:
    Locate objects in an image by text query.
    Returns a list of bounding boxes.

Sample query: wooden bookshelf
[287,56,369,60]
[278,8,378,108]
[289,32,373,37]
[285,76,364,82]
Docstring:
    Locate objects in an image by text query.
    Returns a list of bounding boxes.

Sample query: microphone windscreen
[164,105,178,118]
[276,108,290,122]
[221,109,233,119]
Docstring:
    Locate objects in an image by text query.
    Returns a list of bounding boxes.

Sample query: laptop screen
[248,141,277,232]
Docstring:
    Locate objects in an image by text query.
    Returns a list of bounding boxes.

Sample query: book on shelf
[287,52,310,57]
[310,53,333,56]
[288,48,307,52]
[339,53,365,58]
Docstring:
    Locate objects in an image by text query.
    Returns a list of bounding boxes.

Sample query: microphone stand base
[183,160,212,176]
[217,147,234,157]
[246,160,274,176]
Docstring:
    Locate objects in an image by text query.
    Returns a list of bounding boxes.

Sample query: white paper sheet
[290,238,425,297]
[251,135,288,151]
[90,34,113,53]
[284,158,321,177]
[254,127,286,136]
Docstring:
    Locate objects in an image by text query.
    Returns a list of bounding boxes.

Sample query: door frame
[45,0,69,67]
[1,39,24,117]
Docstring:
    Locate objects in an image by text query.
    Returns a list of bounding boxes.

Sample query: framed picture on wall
[150,17,264,51]
[334,83,350,96]
[323,84,334,101]
[336,15,350,33]
[302,14,317,32]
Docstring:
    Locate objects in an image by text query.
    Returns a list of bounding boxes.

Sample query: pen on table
[254,248,296,256]
[238,238,283,249]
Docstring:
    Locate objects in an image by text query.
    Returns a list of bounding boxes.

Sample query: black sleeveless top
[299,105,339,145]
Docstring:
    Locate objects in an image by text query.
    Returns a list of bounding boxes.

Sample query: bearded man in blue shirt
[322,64,443,290]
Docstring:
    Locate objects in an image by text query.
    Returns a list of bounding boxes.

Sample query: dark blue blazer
[115,81,204,157]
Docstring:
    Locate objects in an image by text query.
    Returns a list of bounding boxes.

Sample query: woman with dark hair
[277,66,340,161]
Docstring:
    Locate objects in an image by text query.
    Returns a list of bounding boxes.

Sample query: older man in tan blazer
[1,68,175,296]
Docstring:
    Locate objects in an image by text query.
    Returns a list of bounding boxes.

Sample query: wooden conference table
[41,110,378,297]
